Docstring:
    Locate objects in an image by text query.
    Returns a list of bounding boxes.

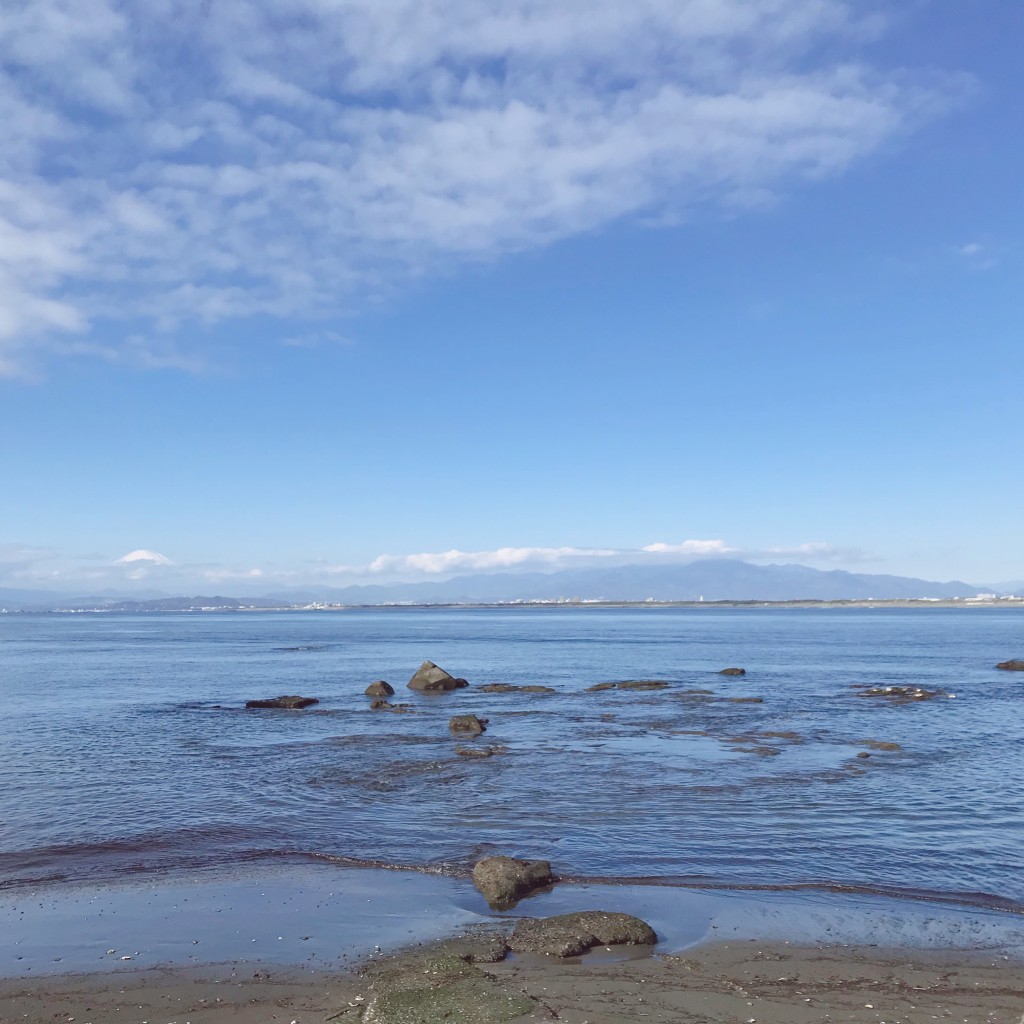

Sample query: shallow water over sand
[2,607,1023,909]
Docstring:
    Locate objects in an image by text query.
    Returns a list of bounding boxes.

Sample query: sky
[1,0,1022,595]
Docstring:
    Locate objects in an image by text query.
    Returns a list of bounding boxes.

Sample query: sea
[2,606,1022,916]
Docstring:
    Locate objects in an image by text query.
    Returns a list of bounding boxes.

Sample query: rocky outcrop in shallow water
[450,714,488,735]
[509,910,657,957]
[719,667,746,676]
[244,695,319,709]
[408,660,469,691]
[365,680,395,696]
[472,856,553,907]
[586,680,669,692]
[855,685,946,702]
[996,660,1024,671]
[370,699,412,712]
[477,683,555,694]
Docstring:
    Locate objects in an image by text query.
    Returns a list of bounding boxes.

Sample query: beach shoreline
[4,862,1024,1021]
[3,936,1023,1024]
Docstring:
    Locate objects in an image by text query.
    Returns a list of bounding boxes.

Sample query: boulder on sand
[450,714,487,735]
[245,695,318,709]
[365,680,395,696]
[509,911,657,957]
[472,856,553,907]
[996,660,1024,671]
[408,660,469,692]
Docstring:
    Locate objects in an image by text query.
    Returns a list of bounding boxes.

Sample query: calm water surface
[2,608,1022,908]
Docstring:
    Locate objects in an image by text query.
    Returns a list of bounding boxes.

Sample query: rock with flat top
[245,695,318,709]
[408,660,469,691]
[509,911,656,957]
[472,856,553,907]
[719,667,746,676]
[996,660,1024,671]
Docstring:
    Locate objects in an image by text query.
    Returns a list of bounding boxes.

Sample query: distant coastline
[5,596,1024,614]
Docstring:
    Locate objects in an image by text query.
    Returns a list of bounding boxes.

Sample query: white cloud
[114,549,173,566]
[369,545,618,575]
[0,0,969,374]
[642,539,737,555]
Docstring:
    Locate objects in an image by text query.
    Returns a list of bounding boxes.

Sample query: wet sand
[3,940,1023,1023]
[4,864,1024,1022]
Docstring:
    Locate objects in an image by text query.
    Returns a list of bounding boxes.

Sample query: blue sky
[1,0,1021,594]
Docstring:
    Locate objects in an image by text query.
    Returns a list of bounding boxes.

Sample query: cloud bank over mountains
[0,538,871,594]
[1,0,968,374]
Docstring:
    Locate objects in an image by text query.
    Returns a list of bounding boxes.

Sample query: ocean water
[2,607,1022,911]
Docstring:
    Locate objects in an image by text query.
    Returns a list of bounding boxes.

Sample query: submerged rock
[450,714,488,735]
[366,680,395,696]
[719,667,746,676]
[856,685,944,702]
[456,745,508,758]
[996,660,1024,671]
[408,660,469,692]
[370,699,413,712]
[244,695,318,709]
[472,856,553,907]
[509,910,656,958]
[586,680,669,692]
[477,683,555,694]
[858,739,901,751]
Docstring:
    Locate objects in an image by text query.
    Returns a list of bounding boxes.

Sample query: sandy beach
[3,937,1023,1023]
[3,864,1024,1023]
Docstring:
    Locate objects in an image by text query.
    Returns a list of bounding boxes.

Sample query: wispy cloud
[956,240,999,271]
[0,0,970,375]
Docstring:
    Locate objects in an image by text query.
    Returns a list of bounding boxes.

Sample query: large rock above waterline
[472,856,552,907]
[509,911,657,957]
[450,714,488,736]
[245,695,319,709]
[996,660,1024,671]
[408,660,469,691]
[365,680,395,696]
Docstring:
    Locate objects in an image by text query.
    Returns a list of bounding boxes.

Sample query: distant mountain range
[1,559,1013,611]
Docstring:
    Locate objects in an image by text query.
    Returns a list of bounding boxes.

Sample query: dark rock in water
[509,910,656,957]
[478,683,555,694]
[245,695,318,709]
[996,660,1024,671]
[358,947,533,1024]
[719,667,746,676]
[472,856,553,907]
[366,680,395,696]
[456,745,508,758]
[450,714,488,735]
[586,680,668,692]
[727,696,764,704]
[857,751,872,759]
[408,660,469,691]
[370,699,413,713]
[856,685,945,703]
